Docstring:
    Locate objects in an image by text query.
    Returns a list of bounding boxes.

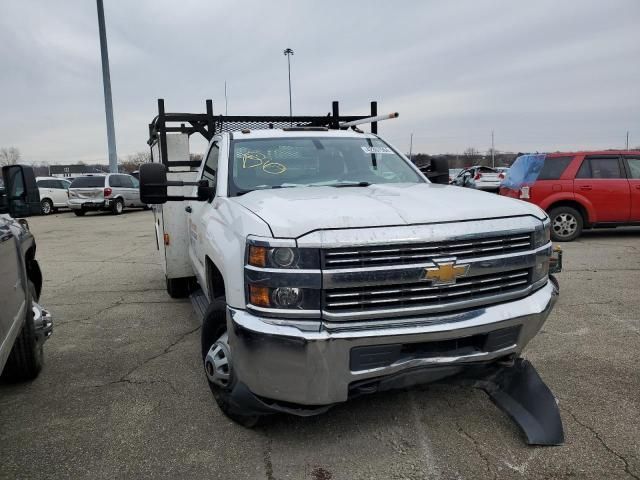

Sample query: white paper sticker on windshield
[361,146,394,154]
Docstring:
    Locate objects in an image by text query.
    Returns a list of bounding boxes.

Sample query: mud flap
[465,358,564,446]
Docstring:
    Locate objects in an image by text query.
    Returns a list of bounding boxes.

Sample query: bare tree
[0,147,21,166]
[463,147,481,165]
[120,151,151,173]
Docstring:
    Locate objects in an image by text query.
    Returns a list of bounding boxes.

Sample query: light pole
[283,48,294,121]
[96,0,118,173]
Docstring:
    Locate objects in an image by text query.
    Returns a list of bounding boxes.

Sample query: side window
[202,142,219,186]
[109,175,122,187]
[36,180,46,188]
[120,176,134,188]
[576,157,623,179]
[624,157,640,179]
[576,159,591,178]
[588,157,622,179]
[538,156,573,180]
[53,180,66,189]
[130,176,139,188]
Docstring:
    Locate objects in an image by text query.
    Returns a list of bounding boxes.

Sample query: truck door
[0,218,27,363]
[623,155,640,221]
[573,155,630,222]
[188,139,220,284]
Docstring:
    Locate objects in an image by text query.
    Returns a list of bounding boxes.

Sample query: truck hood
[230,183,546,238]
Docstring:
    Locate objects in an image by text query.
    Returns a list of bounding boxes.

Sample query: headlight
[247,245,319,269]
[248,284,321,311]
[245,237,321,316]
[533,219,551,248]
[532,258,550,283]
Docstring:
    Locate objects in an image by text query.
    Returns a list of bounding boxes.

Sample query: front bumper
[228,278,559,406]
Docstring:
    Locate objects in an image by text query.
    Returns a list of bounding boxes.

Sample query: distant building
[48,164,109,178]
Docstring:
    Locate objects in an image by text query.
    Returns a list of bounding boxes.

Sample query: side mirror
[1,165,41,218]
[424,158,450,185]
[140,163,168,204]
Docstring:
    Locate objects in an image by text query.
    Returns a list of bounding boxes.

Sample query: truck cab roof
[228,128,376,140]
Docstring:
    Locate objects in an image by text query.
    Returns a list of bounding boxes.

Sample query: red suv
[499,151,640,241]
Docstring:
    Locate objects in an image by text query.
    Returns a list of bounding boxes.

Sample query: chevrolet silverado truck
[139,100,563,443]
[0,165,53,381]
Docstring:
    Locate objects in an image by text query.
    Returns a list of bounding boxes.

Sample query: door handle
[185,206,192,213]
[579,185,592,191]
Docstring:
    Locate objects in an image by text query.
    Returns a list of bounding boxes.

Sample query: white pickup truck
[140,100,563,442]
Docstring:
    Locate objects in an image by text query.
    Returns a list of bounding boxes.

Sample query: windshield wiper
[330,181,371,188]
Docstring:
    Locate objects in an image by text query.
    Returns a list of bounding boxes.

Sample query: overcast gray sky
[1,0,639,164]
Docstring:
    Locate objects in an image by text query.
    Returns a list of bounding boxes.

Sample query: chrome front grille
[323,268,532,314]
[322,234,533,269]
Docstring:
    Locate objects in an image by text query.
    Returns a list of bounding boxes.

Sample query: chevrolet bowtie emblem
[423,261,470,285]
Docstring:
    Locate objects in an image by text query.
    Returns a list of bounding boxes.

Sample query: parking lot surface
[1,210,638,480]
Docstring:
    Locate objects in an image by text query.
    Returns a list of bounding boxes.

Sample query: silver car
[452,166,505,192]
[68,173,147,216]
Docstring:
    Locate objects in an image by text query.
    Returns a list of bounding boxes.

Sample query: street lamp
[283,48,294,121]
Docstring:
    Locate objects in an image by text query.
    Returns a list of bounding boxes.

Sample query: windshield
[228,136,424,195]
[70,176,105,188]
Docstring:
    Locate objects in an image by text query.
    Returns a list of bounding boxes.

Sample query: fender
[200,198,271,309]
[540,193,595,224]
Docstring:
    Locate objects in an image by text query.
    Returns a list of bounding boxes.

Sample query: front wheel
[73,209,86,217]
[202,299,261,428]
[549,206,583,242]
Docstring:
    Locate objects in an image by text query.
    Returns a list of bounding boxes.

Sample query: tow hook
[33,303,53,343]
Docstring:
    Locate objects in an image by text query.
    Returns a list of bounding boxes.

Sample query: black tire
[202,299,261,428]
[2,281,43,381]
[143,205,151,211]
[112,198,124,215]
[549,206,583,242]
[165,276,193,298]
[74,209,86,217]
[41,199,53,215]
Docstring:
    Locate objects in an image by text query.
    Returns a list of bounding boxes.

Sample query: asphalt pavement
[1,210,638,479]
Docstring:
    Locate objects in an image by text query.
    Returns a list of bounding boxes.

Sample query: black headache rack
[147,99,384,168]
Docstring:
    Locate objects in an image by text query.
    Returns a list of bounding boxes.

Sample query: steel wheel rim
[204,332,231,387]
[552,213,577,238]
[116,201,123,213]
[42,201,51,214]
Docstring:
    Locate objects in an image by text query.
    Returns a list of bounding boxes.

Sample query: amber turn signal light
[249,285,271,307]
[248,245,267,267]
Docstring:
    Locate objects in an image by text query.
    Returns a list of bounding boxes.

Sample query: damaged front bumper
[227,278,559,407]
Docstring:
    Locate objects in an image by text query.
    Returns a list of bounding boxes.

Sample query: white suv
[68,173,147,216]
[36,176,71,214]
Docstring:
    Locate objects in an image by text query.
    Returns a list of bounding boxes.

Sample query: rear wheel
[165,276,193,298]
[112,198,124,215]
[549,206,583,242]
[2,281,43,381]
[73,209,86,217]
[202,299,260,428]
[40,199,53,215]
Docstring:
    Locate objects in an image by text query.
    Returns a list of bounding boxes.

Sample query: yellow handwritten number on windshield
[240,152,287,175]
